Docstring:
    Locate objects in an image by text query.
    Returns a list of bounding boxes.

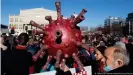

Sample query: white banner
[30,66,92,75]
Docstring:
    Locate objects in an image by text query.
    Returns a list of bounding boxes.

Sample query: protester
[97,41,107,53]
[106,36,116,47]
[0,36,7,51]
[34,49,48,73]
[103,46,132,73]
[27,39,35,55]
[1,31,133,75]
[1,36,9,75]
[126,38,133,68]
[94,49,105,73]
[55,50,72,75]
[55,59,72,75]
[115,37,126,50]
[64,54,73,68]
[40,56,56,72]
[1,33,33,75]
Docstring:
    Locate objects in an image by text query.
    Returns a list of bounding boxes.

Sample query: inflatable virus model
[30,1,88,56]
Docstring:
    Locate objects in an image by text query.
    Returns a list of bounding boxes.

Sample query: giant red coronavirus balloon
[30,1,87,56]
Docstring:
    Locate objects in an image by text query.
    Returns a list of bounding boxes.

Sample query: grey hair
[113,46,130,65]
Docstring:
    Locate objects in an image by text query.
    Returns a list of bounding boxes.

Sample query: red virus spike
[72,9,87,26]
[55,1,62,20]
[32,45,49,61]
[55,50,62,68]
[32,29,44,35]
[72,53,85,71]
[30,20,44,30]
[45,16,53,24]
[32,29,47,35]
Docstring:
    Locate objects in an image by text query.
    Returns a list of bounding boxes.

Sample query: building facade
[9,8,58,33]
[123,12,133,35]
[104,16,125,27]
[104,16,125,35]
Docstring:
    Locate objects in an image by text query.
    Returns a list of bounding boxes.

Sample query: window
[113,21,119,24]
[19,27,23,29]
[15,24,18,27]
[20,18,22,22]
[15,24,18,29]
[15,18,18,22]
[10,18,13,22]
[19,24,22,27]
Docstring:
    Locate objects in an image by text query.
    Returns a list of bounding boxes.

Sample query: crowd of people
[1,32,133,75]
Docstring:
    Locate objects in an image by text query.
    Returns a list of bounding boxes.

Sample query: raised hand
[60,59,70,72]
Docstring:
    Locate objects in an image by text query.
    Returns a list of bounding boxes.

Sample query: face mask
[104,65,112,72]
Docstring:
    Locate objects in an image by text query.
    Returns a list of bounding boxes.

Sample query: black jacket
[55,68,72,75]
[1,49,12,75]
[126,43,133,68]
[108,65,133,73]
[2,46,33,75]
